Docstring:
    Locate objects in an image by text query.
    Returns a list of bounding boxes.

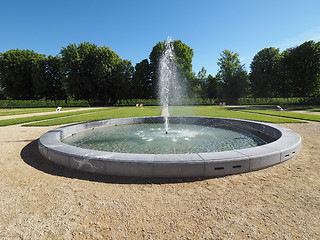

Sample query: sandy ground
[0,121,319,239]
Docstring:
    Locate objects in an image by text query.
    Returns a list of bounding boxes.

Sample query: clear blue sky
[1,0,320,76]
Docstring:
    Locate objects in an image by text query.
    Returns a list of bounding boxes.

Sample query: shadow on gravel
[21,140,208,185]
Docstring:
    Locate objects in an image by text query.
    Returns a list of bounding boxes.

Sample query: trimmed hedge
[0,99,90,108]
[3,97,318,108]
[115,97,320,106]
[115,98,218,106]
[115,99,159,106]
[238,97,320,105]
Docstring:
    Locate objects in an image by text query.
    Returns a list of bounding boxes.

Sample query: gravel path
[0,122,319,239]
[288,110,320,115]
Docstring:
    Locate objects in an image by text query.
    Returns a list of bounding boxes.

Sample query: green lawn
[0,108,109,127]
[238,109,320,122]
[0,105,314,127]
[24,107,161,126]
[226,105,320,112]
[169,106,305,123]
[281,105,320,112]
[0,107,83,116]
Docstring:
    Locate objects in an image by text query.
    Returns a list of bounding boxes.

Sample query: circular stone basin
[38,116,301,178]
[62,123,275,154]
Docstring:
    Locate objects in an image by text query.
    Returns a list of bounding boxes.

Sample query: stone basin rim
[38,116,301,178]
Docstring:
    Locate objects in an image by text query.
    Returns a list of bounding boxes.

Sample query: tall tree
[0,84,5,99]
[149,39,194,98]
[109,59,134,101]
[206,74,220,99]
[196,67,207,98]
[33,55,66,100]
[250,47,281,97]
[132,59,152,99]
[60,42,132,103]
[216,49,248,103]
[280,41,320,97]
[0,49,45,99]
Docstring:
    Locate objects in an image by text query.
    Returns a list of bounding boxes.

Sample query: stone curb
[38,116,301,178]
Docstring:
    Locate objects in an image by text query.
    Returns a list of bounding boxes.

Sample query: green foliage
[32,55,66,100]
[115,98,320,106]
[217,50,249,103]
[194,67,207,98]
[115,99,159,106]
[250,47,282,97]
[149,39,194,97]
[0,49,46,99]
[173,98,217,105]
[114,98,217,106]
[149,41,165,96]
[238,97,320,105]
[112,59,134,101]
[206,74,222,99]
[60,42,133,103]
[280,41,320,97]
[0,99,89,108]
[0,85,5,99]
[1,39,319,104]
[249,41,320,99]
[131,59,152,99]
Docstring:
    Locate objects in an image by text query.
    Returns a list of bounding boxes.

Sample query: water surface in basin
[62,123,275,154]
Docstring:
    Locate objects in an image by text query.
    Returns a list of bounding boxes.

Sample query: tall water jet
[158,37,182,133]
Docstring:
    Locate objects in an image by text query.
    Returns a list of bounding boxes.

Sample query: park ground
[0,106,319,239]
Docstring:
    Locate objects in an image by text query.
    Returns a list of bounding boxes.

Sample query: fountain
[158,37,181,133]
[38,38,301,178]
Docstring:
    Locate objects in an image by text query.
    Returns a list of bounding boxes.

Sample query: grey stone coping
[38,116,301,178]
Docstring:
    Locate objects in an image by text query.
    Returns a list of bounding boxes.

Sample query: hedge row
[115,99,159,106]
[1,97,319,108]
[114,97,320,106]
[0,99,90,108]
[238,97,320,105]
[114,98,219,106]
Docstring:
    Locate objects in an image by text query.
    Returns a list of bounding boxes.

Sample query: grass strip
[0,108,58,116]
[227,105,320,111]
[281,105,320,112]
[24,106,161,126]
[0,108,110,127]
[170,106,305,123]
[239,109,320,122]
[0,107,83,116]
[1,105,306,127]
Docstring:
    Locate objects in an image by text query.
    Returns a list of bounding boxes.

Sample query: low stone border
[38,116,301,178]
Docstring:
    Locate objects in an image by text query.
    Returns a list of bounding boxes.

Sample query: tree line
[0,40,319,104]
